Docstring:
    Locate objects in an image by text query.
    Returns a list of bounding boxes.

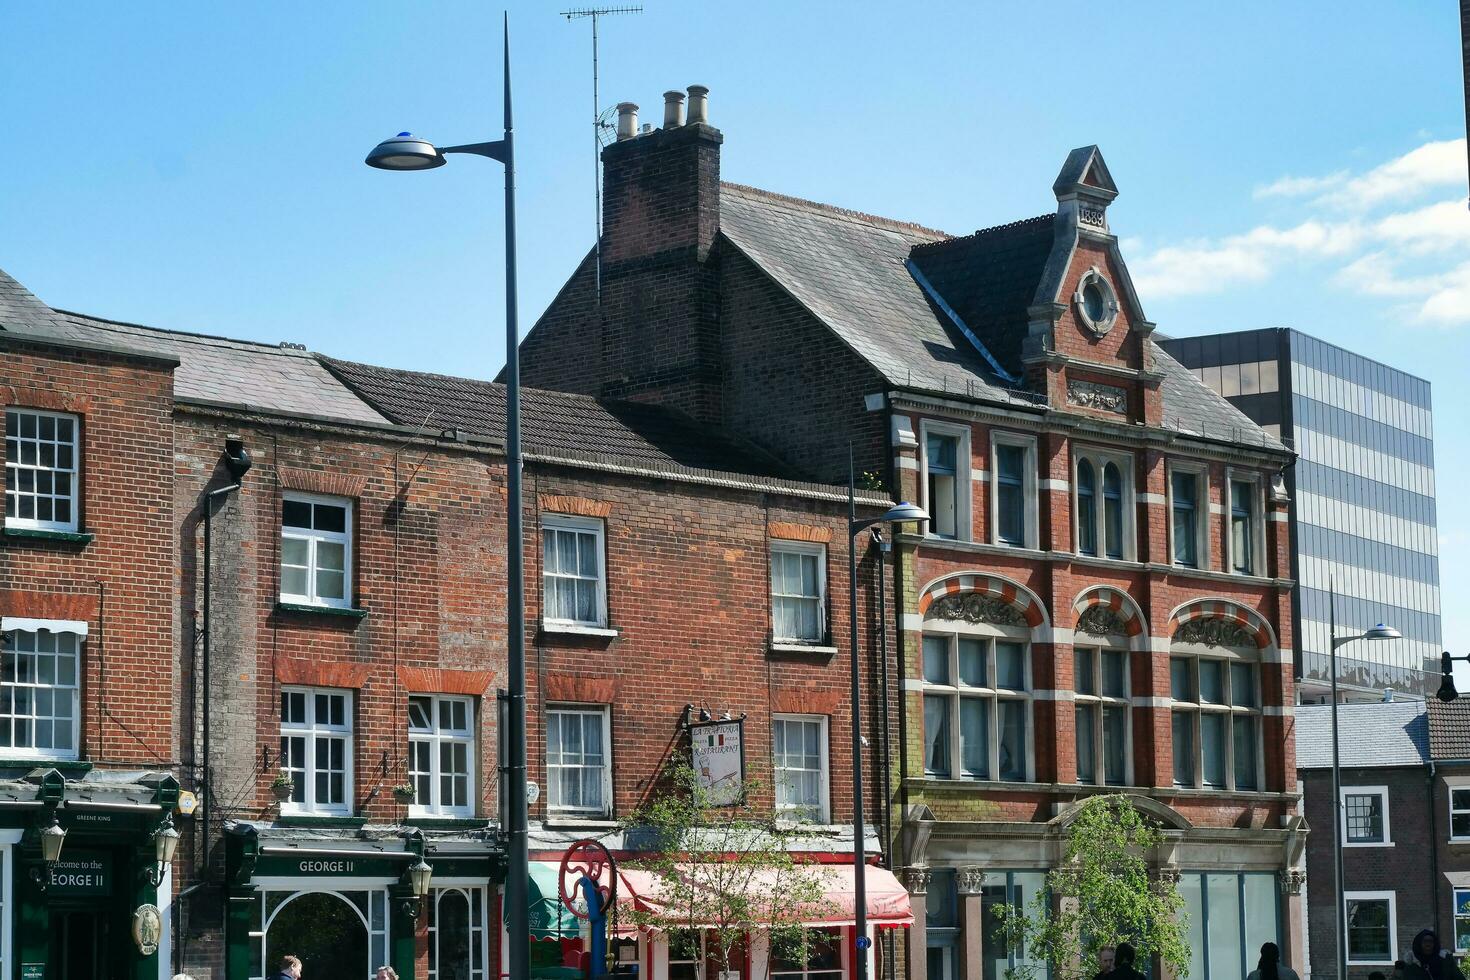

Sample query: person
[375,969,398,980]
[1405,930,1467,980]
[1371,972,1388,980]
[1246,942,1300,980]
[1111,943,1147,980]
[268,955,302,980]
[1093,946,1116,980]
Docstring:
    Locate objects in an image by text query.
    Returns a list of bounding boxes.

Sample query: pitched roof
[1428,699,1470,760]
[324,357,827,488]
[1295,700,1429,769]
[716,183,1285,451]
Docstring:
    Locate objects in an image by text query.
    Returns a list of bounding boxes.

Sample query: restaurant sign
[690,718,744,806]
[49,850,112,896]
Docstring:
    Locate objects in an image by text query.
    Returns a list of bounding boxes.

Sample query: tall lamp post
[1437,652,1470,702]
[363,17,530,980]
[1327,579,1399,980]
[847,451,926,980]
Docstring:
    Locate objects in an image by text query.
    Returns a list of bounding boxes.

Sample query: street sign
[690,718,744,806]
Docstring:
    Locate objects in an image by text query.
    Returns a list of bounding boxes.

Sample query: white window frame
[990,431,1039,550]
[541,514,608,629]
[1449,784,1470,841]
[1341,786,1392,847]
[5,408,80,533]
[408,694,476,818]
[919,420,972,542]
[0,624,83,761]
[1072,447,1136,561]
[279,686,354,816]
[546,703,612,819]
[1225,468,1267,577]
[1072,645,1132,786]
[769,927,846,980]
[1344,891,1398,966]
[1454,887,1470,955]
[1168,649,1262,792]
[772,713,830,823]
[770,541,828,645]
[1167,461,1210,570]
[921,627,1034,783]
[280,491,354,609]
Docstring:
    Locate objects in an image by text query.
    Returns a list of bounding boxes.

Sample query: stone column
[1280,869,1307,973]
[1153,868,1183,980]
[904,868,931,980]
[957,868,987,980]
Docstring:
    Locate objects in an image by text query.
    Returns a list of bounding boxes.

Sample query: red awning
[589,862,913,930]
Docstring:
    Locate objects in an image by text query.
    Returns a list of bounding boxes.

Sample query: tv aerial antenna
[561,5,642,298]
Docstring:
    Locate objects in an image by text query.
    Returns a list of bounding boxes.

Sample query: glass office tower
[1160,328,1440,702]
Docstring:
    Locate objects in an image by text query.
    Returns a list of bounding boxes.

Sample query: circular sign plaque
[132,904,163,955]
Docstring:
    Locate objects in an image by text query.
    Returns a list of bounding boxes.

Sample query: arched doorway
[266,892,369,980]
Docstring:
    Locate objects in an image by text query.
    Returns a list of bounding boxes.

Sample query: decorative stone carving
[1173,617,1255,648]
[1079,205,1107,228]
[1279,868,1305,896]
[1076,605,1129,637]
[1067,379,1128,415]
[903,867,931,895]
[929,592,1028,628]
[956,867,987,895]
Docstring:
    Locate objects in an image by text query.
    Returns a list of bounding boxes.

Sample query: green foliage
[621,758,838,979]
[856,469,887,493]
[993,795,1191,980]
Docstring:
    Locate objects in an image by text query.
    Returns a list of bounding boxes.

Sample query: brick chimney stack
[595,85,725,421]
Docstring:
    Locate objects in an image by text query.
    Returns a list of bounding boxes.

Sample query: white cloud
[1250,139,1466,210]
[1134,138,1470,323]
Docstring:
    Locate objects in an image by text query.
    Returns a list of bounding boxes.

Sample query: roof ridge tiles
[54,309,318,358]
[909,213,1055,251]
[721,182,951,240]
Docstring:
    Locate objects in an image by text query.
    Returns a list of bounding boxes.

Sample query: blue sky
[3,3,1466,652]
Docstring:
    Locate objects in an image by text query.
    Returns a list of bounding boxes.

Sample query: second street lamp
[846,450,926,980]
[364,17,530,980]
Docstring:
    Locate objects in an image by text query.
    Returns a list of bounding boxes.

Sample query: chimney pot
[662,90,686,129]
[616,102,639,141]
[686,85,709,126]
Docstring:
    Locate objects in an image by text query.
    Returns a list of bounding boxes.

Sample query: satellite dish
[596,105,619,148]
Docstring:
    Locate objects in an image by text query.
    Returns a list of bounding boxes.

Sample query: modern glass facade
[1161,329,1440,700]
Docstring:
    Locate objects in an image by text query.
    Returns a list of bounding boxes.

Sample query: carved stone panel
[1077,605,1129,637]
[903,867,931,895]
[1279,868,1305,896]
[956,867,987,894]
[929,592,1027,628]
[1173,618,1255,648]
[1067,379,1128,415]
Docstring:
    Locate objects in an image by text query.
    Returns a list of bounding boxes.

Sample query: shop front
[0,767,182,980]
[224,823,503,980]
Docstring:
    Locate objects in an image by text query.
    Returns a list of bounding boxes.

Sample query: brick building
[1298,701,1434,980]
[1428,700,1470,956]
[1,258,912,980]
[515,91,1304,979]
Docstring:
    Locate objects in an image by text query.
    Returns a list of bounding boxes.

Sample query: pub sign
[690,718,744,806]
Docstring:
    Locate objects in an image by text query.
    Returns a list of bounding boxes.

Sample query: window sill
[275,602,368,620]
[0,758,90,772]
[3,527,94,545]
[544,816,617,830]
[540,623,619,639]
[770,642,838,657]
[1343,841,1394,848]
[275,814,368,827]
[406,815,491,829]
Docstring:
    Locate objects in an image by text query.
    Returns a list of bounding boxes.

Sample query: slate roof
[325,357,821,487]
[716,183,1286,451]
[1428,699,1470,761]
[1296,701,1429,769]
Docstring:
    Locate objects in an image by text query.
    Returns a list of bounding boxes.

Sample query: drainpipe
[199,440,251,886]
[1430,759,1441,939]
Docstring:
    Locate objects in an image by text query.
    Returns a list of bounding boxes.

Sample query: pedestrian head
[280,956,302,979]
[1098,947,1116,973]
[1258,941,1280,980]
[1413,930,1441,964]
[1116,943,1137,969]
[375,968,398,980]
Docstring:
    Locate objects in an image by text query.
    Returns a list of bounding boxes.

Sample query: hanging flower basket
[270,773,294,802]
[392,784,416,803]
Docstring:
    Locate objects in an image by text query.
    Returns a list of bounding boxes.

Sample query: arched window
[1102,463,1124,560]
[1169,633,1262,791]
[1076,460,1097,557]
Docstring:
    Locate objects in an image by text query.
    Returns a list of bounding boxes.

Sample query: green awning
[528,860,580,941]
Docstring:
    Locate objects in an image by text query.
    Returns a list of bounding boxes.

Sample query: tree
[620,758,839,980]
[993,794,1191,980]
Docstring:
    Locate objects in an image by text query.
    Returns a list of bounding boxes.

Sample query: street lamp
[364,17,530,980]
[847,450,926,980]
[1326,578,1399,980]
[30,813,66,892]
[1436,652,1470,703]
[148,817,181,886]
